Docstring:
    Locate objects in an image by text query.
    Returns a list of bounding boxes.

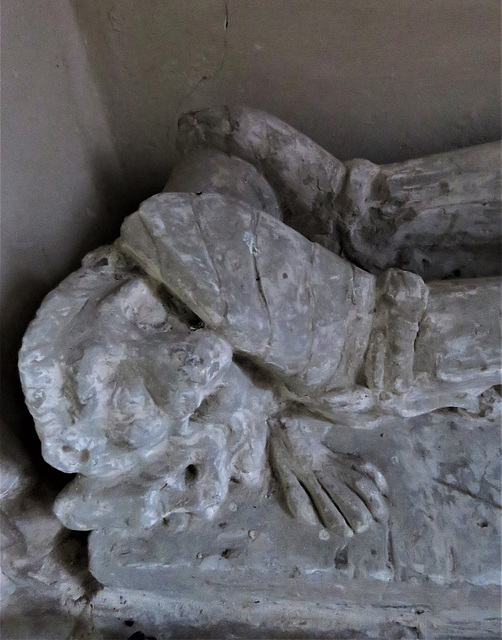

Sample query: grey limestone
[11,107,502,638]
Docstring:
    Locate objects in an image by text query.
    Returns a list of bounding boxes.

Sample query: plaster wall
[1,0,501,457]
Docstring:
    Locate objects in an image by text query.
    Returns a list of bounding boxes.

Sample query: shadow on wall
[72,0,501,197]
[1,0,143,473]
[0,148,136,471]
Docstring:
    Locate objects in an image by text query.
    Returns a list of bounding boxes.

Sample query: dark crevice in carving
[252,211,273,357]
[317,474,354,534]
[296,477,324,528]
[387,528,398,581]
[184,464,199,489]
[434,478,502,509]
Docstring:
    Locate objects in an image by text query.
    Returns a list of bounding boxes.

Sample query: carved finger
[269,437,318,526]
[296,471,353,536]
[351,476,389,524]
[315,468,372,534]
[359,461,389,496]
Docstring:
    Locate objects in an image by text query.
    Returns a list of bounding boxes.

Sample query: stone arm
[118,189,499,535]
[119,192,500,424]
[122,128,500,536]
[177,106,501,280]
[177,105,345,253]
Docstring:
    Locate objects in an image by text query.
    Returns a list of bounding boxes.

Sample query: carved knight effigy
[19,108,501,592]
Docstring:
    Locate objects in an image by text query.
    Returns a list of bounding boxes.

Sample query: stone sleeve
[119,192,375,394]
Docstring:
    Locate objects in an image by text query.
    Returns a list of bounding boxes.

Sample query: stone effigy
[15,108,501,637]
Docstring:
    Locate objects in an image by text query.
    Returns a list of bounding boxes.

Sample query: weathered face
[20,248,272,531]
[29,274,234,478]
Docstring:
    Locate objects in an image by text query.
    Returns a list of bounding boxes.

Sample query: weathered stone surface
[12,107,502,637]
[0,432,95,637]
[90,408,500,588]
[120,192,499,421]
[340,143,501,279]
[178,106,347,252]
[178,106,501,280]
[119,192,375,394]
[19,245,274,533]
[164,147,282,220]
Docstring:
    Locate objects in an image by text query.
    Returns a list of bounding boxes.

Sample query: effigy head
[19,245,271,531]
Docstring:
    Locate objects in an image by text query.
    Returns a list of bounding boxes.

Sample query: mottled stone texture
[341,144,501,280]
[12,107,502,638]
[178,106,501,280]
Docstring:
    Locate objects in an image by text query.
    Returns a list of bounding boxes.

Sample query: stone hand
[269,417,389,537]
